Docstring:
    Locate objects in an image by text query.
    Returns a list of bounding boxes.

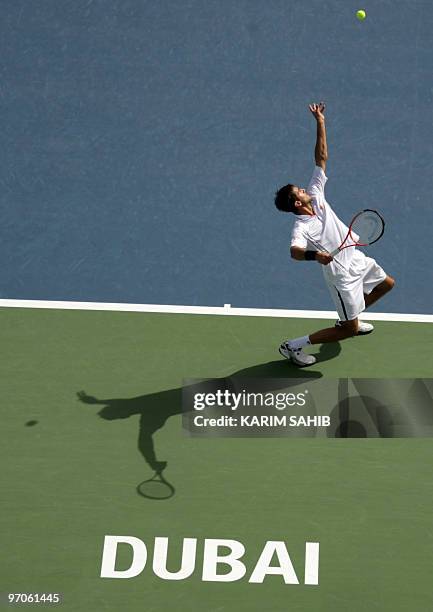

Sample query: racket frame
[330,209,385,257]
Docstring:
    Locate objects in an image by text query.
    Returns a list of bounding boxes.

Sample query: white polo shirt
[290,166,355,277]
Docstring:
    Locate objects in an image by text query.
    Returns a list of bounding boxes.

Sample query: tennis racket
[329,209,385,256]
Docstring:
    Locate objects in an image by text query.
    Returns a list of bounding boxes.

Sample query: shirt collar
[296,213,315,221]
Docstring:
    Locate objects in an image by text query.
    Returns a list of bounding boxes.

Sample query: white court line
[0,298,432,323]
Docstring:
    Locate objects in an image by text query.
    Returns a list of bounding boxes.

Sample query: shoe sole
[279,346,290,360]
[278,347,316,367]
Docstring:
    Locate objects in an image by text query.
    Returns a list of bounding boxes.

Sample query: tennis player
[274,102,395,366]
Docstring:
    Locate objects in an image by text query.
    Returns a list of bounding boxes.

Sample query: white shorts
[323,250,387,321]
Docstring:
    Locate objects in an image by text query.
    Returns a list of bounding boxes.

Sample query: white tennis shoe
[279,342,317,367]
[335,320,374,335]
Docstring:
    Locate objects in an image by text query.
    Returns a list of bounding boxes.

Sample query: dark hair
[274,184,298,214]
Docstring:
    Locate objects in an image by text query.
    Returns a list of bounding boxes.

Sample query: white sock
[287,335,311,350]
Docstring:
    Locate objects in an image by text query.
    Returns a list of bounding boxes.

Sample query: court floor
[2,306,433,611]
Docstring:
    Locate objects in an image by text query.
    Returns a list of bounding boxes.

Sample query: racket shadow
[137,469,175,500]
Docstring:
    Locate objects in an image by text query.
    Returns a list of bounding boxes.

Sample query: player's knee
[386,275,395,291]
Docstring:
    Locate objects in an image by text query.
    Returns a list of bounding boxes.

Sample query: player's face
[292,186,311,206]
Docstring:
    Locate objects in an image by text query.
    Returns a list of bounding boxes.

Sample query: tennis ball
[356,9,366,21]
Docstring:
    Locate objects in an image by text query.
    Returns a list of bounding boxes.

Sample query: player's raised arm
[309,102,328,171]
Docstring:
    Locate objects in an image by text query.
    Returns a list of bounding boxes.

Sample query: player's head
[274,184,312,214]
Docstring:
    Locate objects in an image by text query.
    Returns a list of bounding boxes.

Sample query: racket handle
[329,247,340,257]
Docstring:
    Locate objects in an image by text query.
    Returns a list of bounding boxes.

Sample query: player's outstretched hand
[77,390,99,404]
[309,102,326,121]
[316,251,333,265]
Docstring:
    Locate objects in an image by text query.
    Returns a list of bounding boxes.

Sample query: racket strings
[351,212,384,245]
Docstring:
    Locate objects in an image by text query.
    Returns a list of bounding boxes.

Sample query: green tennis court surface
[2,307,433,611]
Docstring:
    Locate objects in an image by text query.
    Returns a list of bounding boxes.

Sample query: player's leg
[279,280,363,366]
[364,275,395,308]
[309,318,359,343]
[279,319,358,366]
[359,255,394,309]
[336,257,394,334]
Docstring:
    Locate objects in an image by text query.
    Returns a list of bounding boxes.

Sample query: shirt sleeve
[290,223,308,249]
[307,166,328,196]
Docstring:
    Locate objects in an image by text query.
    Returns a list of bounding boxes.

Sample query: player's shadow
[312,341,341,363]
[77,344,340,496]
